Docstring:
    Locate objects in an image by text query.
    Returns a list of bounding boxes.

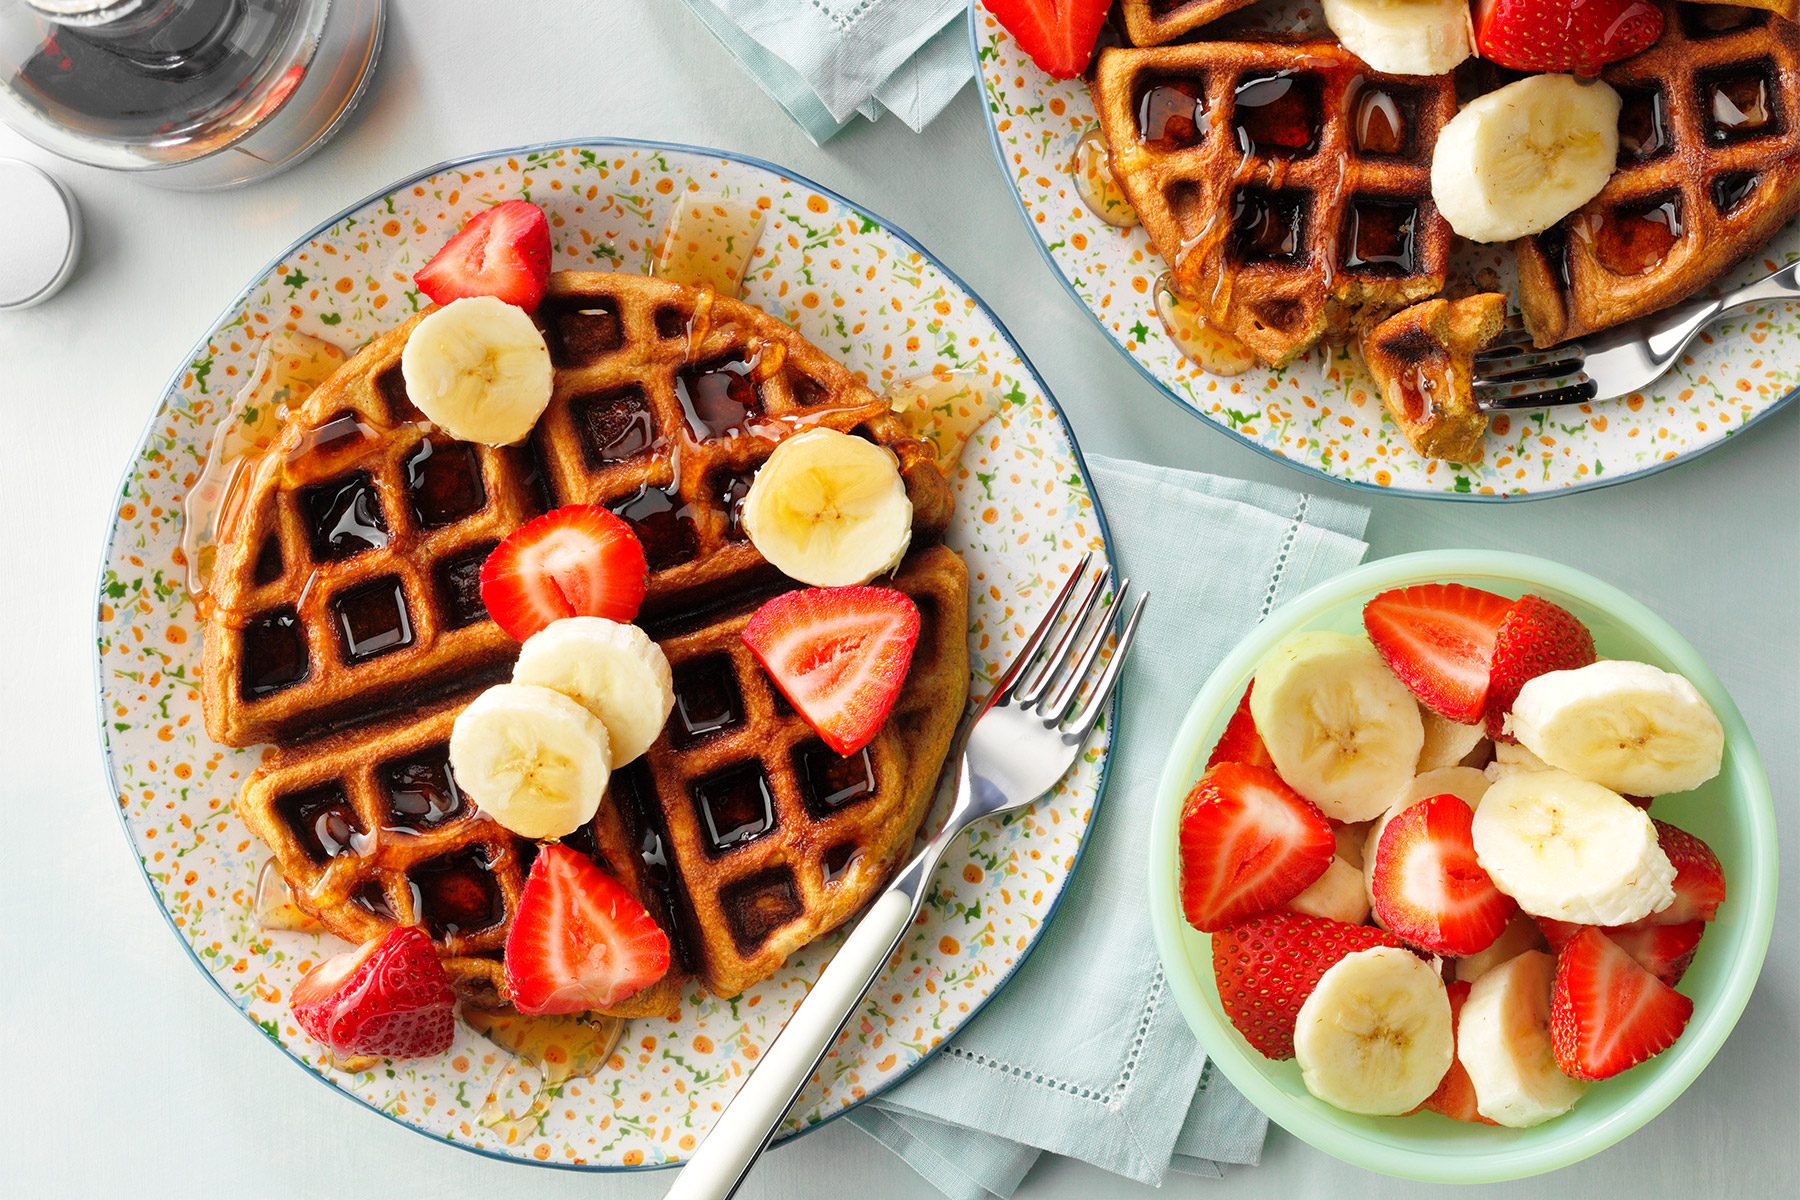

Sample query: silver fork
[1474,259,1800,411]
[665,553,1147,1200]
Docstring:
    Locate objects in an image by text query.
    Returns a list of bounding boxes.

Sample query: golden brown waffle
[201,271,954,747]
[1119,0,1263,46]
[236,546,968,1005]
[1092,39,1456,366]
[1516,4,1800,345]
[236,694,684,1017]
[1360,293,1507,464]
[1689,0,1797,24]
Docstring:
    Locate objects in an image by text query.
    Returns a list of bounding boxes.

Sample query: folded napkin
[848,457,1372,1200]
[681,0,972,142]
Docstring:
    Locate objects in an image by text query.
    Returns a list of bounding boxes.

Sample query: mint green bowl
[1147,550,1777,1183]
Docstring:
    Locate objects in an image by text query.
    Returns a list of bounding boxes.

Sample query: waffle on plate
[1091,39,1456,366]
[1516,4,1800,344]
[1118,0,1263,46]
[207,270,970,1010]
[202,271,953,748]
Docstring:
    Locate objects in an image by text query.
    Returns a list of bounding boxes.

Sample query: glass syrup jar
[0,0,384,189]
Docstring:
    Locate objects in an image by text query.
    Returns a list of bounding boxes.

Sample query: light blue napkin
[849,457,1373,1200]
[681,0,972,143]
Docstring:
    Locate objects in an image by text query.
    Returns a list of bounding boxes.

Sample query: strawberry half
[742,586,919,756]
[480,505,648,642]
[505,843,671,1015]
[1212,911,1407,1059]
[1535,917,1706,986]
[1643,819,1726,924]
[1472,0,1664,77]
[290,926,455,1060]
[984,0,1110,79]
[1484,594,1596,740]
[1425,979,1498,1124]
[414,199,553,311]
[1178,763,1334,932]
[1205,683,1274,770]
[1372,793,1517,956]
[1550,925,1693,1080]
[1363,583,1513,723]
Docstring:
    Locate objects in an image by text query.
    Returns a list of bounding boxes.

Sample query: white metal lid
[0,158,81,309]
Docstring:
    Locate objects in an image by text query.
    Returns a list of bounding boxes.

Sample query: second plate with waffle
[974,0,1800,498]
[96,141,1115,1169]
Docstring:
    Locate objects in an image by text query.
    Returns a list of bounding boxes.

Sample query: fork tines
[990,553,1148,742]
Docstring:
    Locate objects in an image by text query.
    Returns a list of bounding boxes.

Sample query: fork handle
[663,809,956,1200]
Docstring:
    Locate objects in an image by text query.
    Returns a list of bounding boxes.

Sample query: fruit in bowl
[1149,552,1772,1180]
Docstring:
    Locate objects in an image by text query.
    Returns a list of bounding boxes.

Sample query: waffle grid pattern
[1516,5,1800,345]
[203,272,952,747]
[1091,40,1456,367]
[1118,0,1262,47]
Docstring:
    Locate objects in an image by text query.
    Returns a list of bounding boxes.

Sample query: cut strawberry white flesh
[290,926,456,1061]
[1550,925,1693,1080]
[1251,631,1424,822]
[1372,792,1517,957]
[504,842,671,1015]
[1363,583,1512,724]
[742,584,919,756]
[480,505,649,643]
[1178,762,1334,932]
[1361,767,1491,926]
[413,199,552,311]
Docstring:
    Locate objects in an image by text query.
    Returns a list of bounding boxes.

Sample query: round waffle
[210,271,970,1011]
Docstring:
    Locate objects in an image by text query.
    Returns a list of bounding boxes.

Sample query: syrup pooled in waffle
[1092,39,1456,366]
[201,271,954,748]
[236,694,684,1017]
[237,546,969,1005]
[1118,0,1262,47]
[1516,4,1800,345]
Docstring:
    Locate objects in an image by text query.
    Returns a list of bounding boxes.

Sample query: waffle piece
[1516,5,1800,345]
[1687,0,1797,25]
[1360,293,1507,463]
[639,544,967,997]
[1092,39,1456,366]
[237,546,968,1005]
[1119,0,1263,46]
[201,271,953,747]
[236,693,685,1017]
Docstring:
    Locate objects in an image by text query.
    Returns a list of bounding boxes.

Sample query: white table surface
[3,3,1795,1197]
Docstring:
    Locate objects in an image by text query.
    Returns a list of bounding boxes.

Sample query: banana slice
[1507,660,1725,797]
[1334,820,1371,869]
[1453,913,1546,983]
[1321,0,1472,76]
[512,617,674,767]
[1484,740,1553,785]
[1418,707,1487,772]
[741,427,913,586]
[1294,946,1454,1116]
[1457,950,1588,1127]
[449,683,611,840]
[1251,632,1425,822]
[399,295,554,445]
[1471,770,1676,926]
[1431,75,1621,243]
[1288,856,1372,925]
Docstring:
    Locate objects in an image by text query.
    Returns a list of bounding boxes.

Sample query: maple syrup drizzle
[883,372,1004,471]
[1152,274,1258,377]
[465,1007,626,1141]
[1071,123,1141,228]
[652,191,767,299]
[181,330,346,607]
